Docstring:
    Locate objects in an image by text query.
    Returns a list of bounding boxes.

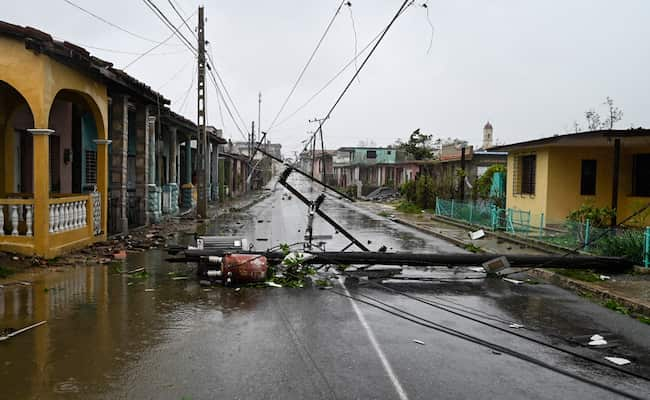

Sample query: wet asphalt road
[1,176,650,399]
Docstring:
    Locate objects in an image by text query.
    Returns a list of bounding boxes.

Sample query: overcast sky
[4,0,650,155]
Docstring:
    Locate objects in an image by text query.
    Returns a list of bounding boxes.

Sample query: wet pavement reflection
[1,176,649,399]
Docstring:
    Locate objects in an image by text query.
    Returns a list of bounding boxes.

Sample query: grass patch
[0,266,15,279]
[395,201,422,214]
[603,299,631,315]
[637,315,650,325]
[464,243,482,253]
[551,268,600,282]
[378,211,391,218]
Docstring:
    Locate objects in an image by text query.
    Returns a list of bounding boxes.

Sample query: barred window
[85,150,97,184]
[520,154,536,195]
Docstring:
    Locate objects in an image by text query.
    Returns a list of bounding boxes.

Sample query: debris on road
[503,278,524,285]
[0,320,47,342]
[171,276,189,280]
[599,275,611,281]
[469,229,485,240]
[267,282,282,288]
[604,357,631,366]
[144,288,155,292]
[412,339,425,345]
[509,324,524,329]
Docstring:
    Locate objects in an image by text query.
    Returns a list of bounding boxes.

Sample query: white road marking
[340,278,409,400]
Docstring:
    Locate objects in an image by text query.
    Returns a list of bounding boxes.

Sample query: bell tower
[483,121,493,149]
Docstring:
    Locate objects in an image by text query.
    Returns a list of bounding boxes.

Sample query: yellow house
[494,129,650,227]
[0,22,112,258]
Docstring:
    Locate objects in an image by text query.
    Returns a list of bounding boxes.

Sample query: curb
[362,204,650,318]
[390,218,493,253]
[529,268,650,317]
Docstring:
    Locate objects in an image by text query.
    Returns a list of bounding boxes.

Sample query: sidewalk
[356,200,650,320]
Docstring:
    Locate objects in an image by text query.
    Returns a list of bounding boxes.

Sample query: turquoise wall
[351,148,398,164]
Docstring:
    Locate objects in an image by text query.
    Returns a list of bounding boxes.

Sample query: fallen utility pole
[278,168,369,251]
[170,249,632,270]
[255,147,355,202]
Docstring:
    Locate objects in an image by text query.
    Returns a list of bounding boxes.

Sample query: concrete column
[169,127,178,183]
[110,95,129,234]
[135,104,150,226]
[28,129,53,257]
[146,116,160,223]
[181,137,194,208]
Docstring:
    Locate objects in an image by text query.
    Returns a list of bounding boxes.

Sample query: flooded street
[1,177,650,399]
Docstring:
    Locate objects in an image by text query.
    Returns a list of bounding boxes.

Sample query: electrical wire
[122,10,197,70]
[272,11,403,130]
[167,0,197,39]
[346,2,360,84]
[422,2,435,54]
[206,48,248,132]
[122,29,178,70]
[206,70,248,141]
[267,0,347,131]
[62,0,180,46]
[142,0,197,54]
[288,0,414,169]
[329,288,645,400]
[158,59,192,90]
[177,64,196,114]
[371,282,650,382]
[73,43,186,56]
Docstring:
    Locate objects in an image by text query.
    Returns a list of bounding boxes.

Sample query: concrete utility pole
[196,5,208,218]
[250,121,255,190]
[309,117,328,180]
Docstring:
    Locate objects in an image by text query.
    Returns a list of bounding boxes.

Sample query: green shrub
[567,204,616,228]
[396,201,422,214]
[400,180,416,203]
[415,175,435,210]
[595,230,644,264]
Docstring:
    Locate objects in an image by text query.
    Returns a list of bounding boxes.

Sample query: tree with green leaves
[398,128,434,160]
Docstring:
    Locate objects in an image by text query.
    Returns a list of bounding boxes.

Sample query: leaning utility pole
[196,5,208,218]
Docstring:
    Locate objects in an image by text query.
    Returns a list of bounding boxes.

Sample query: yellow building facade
[0,32,109,258]
[501,131,650,227]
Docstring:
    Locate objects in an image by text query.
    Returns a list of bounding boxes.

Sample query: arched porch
[0,73,109,258]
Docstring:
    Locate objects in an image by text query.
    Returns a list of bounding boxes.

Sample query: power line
[206,70,248,140]
[329,288,645,400]
[62,0,179,46]
[177,64,196,114]
[142,0,197,54]
[158,59,192,90]
[267,0,347,131]
[372,282,650,382]
[272,15,394,130]
[291,0,414,165]
[72,43,186,56]
[121,11,196,70]
[167,0,196,39]
[206,48,248,131]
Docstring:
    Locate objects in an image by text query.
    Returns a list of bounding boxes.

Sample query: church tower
[482,121,493,149]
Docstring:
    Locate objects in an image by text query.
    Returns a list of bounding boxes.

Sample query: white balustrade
[10,205,19,236]
[48,199,89,234]
[25,205,33,237]
[0,202,33,237]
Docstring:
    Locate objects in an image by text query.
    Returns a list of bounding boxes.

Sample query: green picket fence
[435,198,650,268]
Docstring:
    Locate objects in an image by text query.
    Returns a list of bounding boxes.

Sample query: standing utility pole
[250,121,255,190]
[196,6,208,218]
[309,117,328,180]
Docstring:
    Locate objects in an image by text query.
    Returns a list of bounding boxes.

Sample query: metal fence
[434,198,650,268]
